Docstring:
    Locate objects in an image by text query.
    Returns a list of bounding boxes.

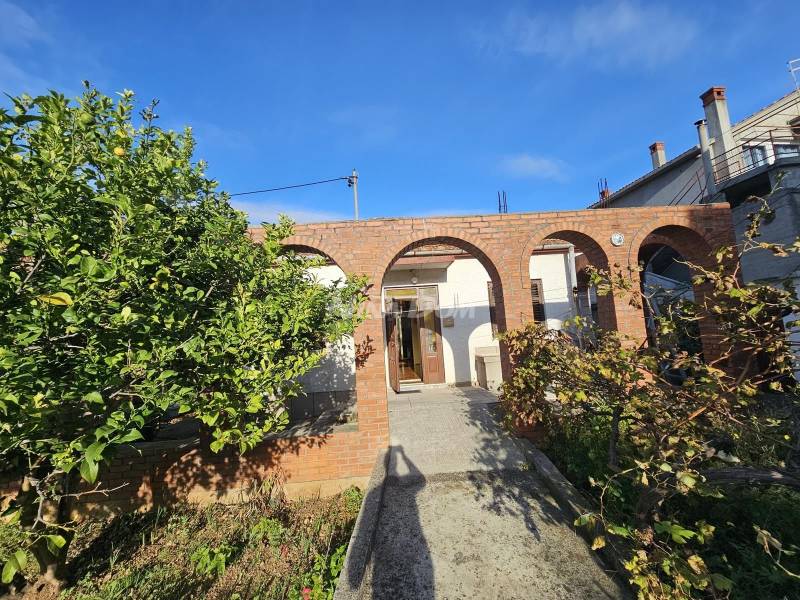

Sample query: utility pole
[349,168,359,221]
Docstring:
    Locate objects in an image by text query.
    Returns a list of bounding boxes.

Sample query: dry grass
[10,481,362,600]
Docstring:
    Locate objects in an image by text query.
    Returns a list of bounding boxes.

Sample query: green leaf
[2,507,21,525]
[79,256,99,276]
[710,573,733,591]
[85,441,106,462]
[82,391,103,404]
[1,549,27,583]
[37,291,73,306]
[574,513,595,527]
[117,429,143,443]
[79,457,99,483]
[45,535,66,555]
[1,561,16,584]
[655,521,697,544]
[607,524,632,538]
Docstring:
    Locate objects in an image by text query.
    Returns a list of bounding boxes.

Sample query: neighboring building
[591,85,800,365]
[591,85,800,287]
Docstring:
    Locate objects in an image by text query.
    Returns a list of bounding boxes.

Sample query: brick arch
[518,222,611,286]
[376,231,516,380]
[281,234,352,273]
[626,217,720,270]
[637,229,713,271]
[629,222,723,362]
[375,228,502,281]
[518,223,617,329]
[378,232,508,327]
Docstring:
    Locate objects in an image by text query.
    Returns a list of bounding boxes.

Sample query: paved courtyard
[359,385,627,599]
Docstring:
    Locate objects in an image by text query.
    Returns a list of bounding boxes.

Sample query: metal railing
[710,126,800,185]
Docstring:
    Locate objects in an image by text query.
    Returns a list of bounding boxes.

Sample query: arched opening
[636,225,715,362]
[379,237,507,394]
[528,230,617,337]
[281,244,357,425]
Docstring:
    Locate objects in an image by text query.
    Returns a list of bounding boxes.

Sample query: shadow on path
[356,386,628,599]
[365,445,433,599]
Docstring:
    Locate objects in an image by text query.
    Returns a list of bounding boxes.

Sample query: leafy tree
[501,193,800,598]
[0,84,365,588]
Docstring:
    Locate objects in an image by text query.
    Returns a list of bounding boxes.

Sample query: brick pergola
[53,203,736,513]
[246,203,737,488]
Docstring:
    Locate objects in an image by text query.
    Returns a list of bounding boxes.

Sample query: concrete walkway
[359,385,626,599]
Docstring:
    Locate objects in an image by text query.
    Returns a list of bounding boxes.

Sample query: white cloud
[477,1,697,69]
[0,1,48,48]
[230,199,350,225]
[0,2,52,95]
[0,51,49,94]
[499,153,568,181]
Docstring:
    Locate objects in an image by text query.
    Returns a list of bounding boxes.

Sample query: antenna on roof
[790,58,800,91]
[497,190,508,213]
[597,178,610,207]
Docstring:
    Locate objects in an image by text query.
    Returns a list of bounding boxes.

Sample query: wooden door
[418,287,445,384]
[385,306,400,393]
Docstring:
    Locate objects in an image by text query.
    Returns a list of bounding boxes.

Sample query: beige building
[591,85,800,285]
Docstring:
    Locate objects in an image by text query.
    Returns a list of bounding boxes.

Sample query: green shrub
[249,517,285,547]
[190,543,235,577]
[500,194,800,598]
[0,84,366,583]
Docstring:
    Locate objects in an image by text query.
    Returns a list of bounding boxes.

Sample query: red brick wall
[79,429,376,514]
[2,205,734,515]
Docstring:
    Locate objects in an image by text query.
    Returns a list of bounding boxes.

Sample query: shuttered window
[487,281,498,337]
[530,279,546,322]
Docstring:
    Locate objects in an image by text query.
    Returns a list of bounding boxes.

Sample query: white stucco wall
[302,251,578,391]
[529,251,574,330]
[381,250,575,386]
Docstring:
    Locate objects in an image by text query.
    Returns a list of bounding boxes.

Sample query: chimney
[695,119,717,194]
[649,141,666,169]
[700,86,735,158]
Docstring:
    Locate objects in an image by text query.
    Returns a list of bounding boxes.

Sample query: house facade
[296,243,586,412]
[64,205,736,513]
[243,204,735,495]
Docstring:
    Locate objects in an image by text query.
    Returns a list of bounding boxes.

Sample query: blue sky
[2,1,799,223]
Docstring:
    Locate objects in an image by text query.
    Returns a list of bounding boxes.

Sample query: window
[487,281,497,337]
[775,143,800,159]
[530,279,546,323]
[742,145,767,168]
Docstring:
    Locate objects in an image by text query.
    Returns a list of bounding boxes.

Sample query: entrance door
[418,286,445,384]
[385,308,400,393]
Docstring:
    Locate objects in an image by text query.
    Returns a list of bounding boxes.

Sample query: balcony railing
[711,126,800,185]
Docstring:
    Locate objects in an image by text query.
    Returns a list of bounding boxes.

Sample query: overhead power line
[230,176,351,197]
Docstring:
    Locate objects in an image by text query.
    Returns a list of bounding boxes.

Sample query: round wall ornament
[610,232,625,247]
